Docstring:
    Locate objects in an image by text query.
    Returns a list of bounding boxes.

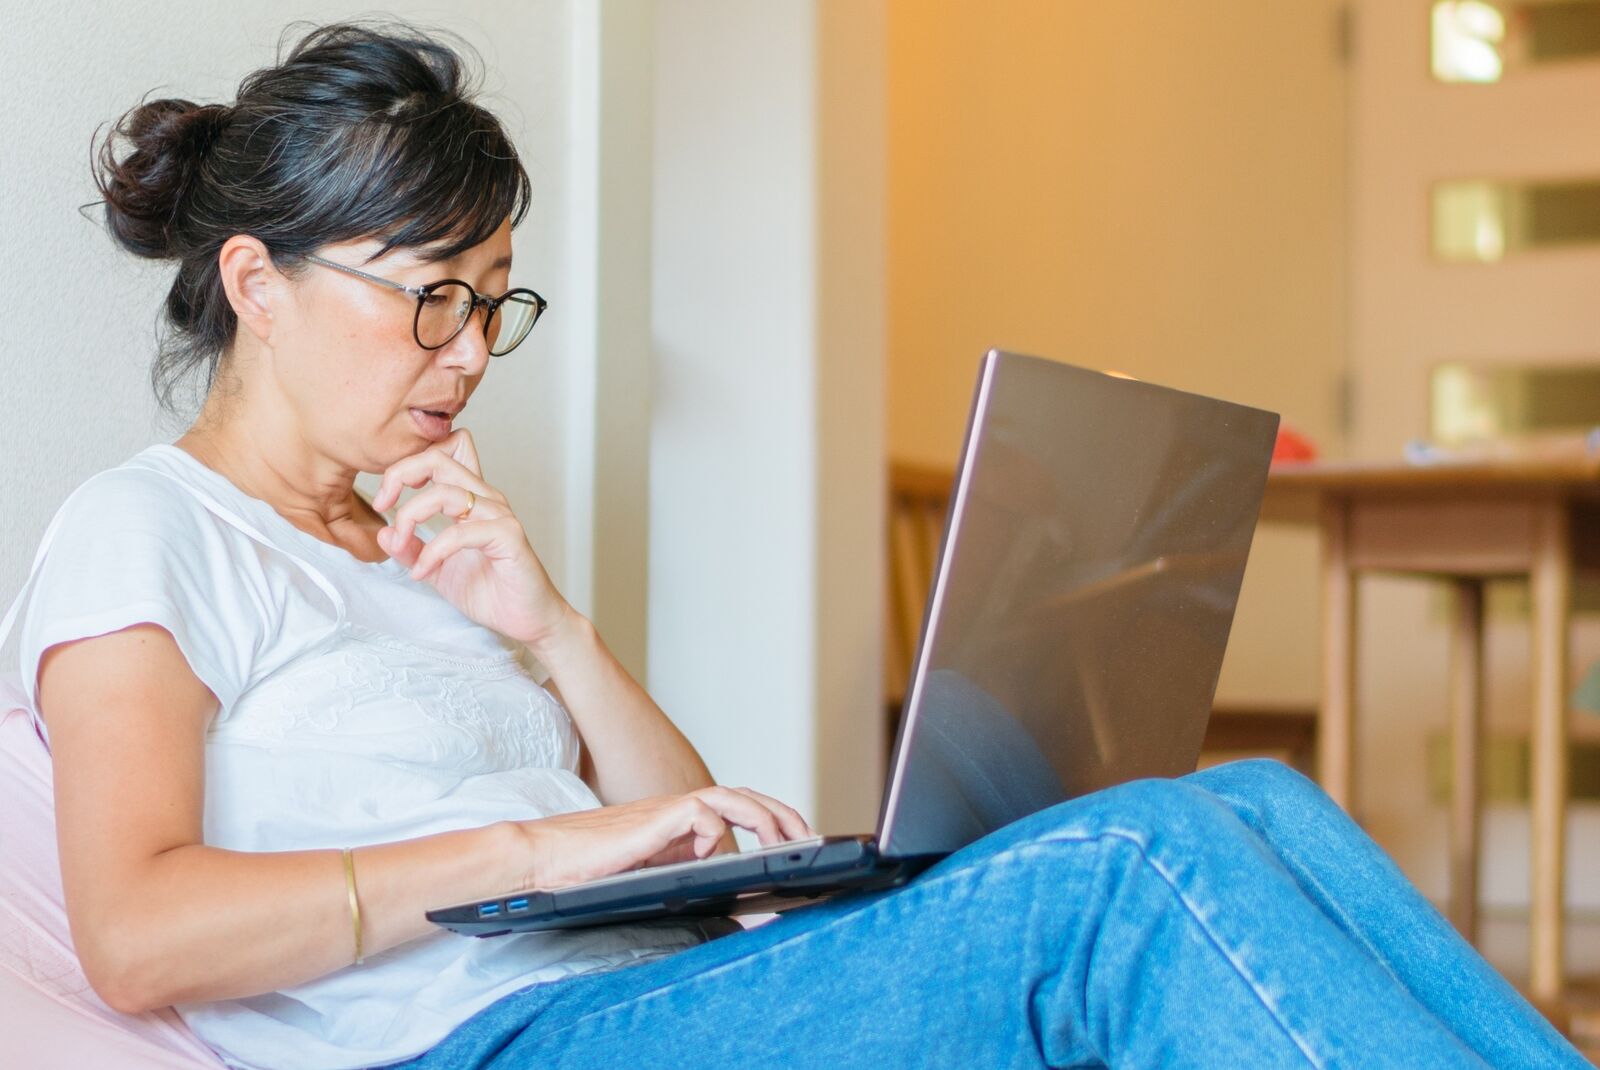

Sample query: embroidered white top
[2,443,721,1070]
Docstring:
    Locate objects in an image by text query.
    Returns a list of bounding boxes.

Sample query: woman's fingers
[676,797,730,858]
[726,786,816,839]
[439,426,484,479]
[531,785,815,888]
[373,433,505,513]
[686,786,789,847]
[387,481,499,546]
[377,526,420,568]
[409,515,522,581]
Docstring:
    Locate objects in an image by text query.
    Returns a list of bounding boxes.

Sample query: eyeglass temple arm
[302,253,427,296]
[303,253,545,328]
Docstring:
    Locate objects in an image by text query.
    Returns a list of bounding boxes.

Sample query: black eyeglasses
[301,252,547,356]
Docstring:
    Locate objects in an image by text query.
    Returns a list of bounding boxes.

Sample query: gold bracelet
[341,847,364,966]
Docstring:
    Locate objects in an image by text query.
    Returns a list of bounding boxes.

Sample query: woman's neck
[174,418,383,550]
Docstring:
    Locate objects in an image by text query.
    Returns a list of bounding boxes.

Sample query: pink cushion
[0,669,225,1069]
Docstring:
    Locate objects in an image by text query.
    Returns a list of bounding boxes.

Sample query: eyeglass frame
[298,251,547,356]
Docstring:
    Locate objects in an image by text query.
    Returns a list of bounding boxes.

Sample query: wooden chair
[883,460,1317,772]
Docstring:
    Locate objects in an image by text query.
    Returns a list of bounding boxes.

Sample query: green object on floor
[1573,657,1600,716]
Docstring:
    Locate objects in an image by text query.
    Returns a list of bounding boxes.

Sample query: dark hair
[87,19,533,420]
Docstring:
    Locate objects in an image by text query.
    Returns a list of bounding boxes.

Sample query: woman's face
[267,216,515,473]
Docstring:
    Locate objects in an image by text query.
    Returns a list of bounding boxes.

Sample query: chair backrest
[884,461,955,709]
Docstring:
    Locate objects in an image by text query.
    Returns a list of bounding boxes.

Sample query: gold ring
[454,489,476,521]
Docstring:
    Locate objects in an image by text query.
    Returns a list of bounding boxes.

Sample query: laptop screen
[878,351,1279,858]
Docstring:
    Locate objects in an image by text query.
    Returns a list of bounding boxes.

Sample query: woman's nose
[442,305,492,371]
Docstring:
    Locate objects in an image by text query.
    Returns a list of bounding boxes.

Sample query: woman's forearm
[81,820,526,1014]
[529,608,718,806]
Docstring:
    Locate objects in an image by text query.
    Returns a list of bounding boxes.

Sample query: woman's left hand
[371,428,572,649]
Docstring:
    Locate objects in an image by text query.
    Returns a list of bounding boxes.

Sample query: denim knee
[1080,775,1241,846]
[1186,757,1332,826]
[972,764,1310,863]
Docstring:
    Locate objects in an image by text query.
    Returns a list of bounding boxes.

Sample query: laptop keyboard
[577,835,831,888]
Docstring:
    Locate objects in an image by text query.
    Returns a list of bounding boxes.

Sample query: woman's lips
[409,408,452,441]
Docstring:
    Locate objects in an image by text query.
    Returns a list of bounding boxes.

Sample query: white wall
[649,1,886,831]
[561,1,657,678]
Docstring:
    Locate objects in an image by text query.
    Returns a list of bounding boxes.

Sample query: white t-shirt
[4,443,723,1070]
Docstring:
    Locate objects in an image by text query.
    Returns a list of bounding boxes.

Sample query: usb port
[507,897,529,912]
[477,902,501,917]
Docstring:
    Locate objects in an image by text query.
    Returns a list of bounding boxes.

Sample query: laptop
[426,350,1280,937]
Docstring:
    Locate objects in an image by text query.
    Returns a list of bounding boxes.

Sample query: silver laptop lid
[877,350,1280,858]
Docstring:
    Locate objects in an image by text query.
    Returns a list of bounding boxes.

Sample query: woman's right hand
[510,786,817,891]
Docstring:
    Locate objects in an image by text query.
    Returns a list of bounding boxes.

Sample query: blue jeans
[384,759,1591,1069]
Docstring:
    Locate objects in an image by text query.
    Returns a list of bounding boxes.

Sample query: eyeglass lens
[417,285,541,355]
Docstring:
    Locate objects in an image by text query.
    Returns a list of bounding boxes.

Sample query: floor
[1566,977,1600,1065]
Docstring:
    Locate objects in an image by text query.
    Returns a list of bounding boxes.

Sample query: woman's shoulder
[16,448,336,718]
[45,445,351,625]
[51,444,266,554]
[31,448,280,607]
[61,452,210,524]
[27,446,376,655]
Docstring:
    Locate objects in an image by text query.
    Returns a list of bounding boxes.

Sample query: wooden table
[1263,455,1600,1005]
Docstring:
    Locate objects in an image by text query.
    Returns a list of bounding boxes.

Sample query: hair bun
[91,98,231,260]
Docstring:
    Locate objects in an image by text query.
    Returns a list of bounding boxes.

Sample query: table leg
[1448,578,1484,944]
[1318,499,1357,814]
[1530,501,1570,1004]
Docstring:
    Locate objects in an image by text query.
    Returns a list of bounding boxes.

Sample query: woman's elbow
[77,929,171,1016]
[97,980,165,1017]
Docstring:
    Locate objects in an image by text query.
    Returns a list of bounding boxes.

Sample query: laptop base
[426,835,935,937]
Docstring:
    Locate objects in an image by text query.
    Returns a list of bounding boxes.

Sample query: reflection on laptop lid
[876,350,1279,857]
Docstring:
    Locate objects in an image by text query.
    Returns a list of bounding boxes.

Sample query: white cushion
[0,668,224,1068]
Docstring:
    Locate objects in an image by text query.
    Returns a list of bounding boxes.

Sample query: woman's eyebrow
[404,249,513,272]
[444,253,512,276]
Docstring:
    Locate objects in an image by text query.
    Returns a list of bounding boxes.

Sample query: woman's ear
[216,234,284,346]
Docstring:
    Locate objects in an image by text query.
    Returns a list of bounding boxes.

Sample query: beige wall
[887,0,1349,469]
[1346,0,1600,974]
[815,0,890,831]
[885,0,1349,707]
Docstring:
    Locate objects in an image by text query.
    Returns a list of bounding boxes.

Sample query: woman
[11,18,1589,1070]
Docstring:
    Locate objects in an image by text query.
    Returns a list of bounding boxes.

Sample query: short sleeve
[16,468,266,727]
